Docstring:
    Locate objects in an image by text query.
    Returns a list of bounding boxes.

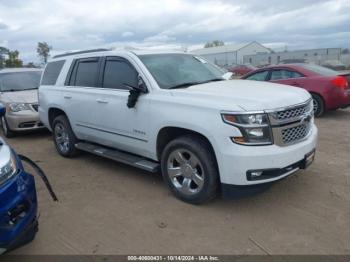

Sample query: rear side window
[246,70,269,81]
[270,69,303,80]
[297,64,338,76]
[41,60,65,85]
[68,58,100,87]
[102,59,138,90]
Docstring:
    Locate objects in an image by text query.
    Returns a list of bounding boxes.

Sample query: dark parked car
[228,64,256,76]
[242,64,350,116]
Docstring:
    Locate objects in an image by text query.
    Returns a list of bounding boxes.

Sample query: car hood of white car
[0,89,38,104]
[171,80,311,111]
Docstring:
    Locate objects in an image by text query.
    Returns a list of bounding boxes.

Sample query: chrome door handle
[96,99,109,104]
[64,95,72,99]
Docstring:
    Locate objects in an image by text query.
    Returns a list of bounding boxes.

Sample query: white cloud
[122,31,135,38]
[0,0,349,62]
[144,33,176,43]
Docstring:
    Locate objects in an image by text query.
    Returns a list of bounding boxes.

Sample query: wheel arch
[156,126,219,170]
[48,107,68,130]
[309,91,326,108]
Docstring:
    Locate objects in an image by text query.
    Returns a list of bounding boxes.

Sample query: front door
[269,69,306,88]
[91,57,150,156]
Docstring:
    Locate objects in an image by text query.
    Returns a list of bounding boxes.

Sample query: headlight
[0,153,17,186]
[9,103,31,112]
[222,113,273,145]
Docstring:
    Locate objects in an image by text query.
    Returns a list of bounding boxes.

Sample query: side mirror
[124,75,148,108]
[0,105,6,117]
[123,75,148,94]
[222,72,234,80]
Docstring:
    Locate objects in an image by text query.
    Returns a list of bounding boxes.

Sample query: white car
[0,68,44,137]
[38,49,318,204]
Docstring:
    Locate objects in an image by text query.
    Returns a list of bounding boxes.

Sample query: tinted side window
[103,59,138,90]
[246,71,269,81]
[74,59,100,87]
[270,70,303,80]
[41,60,65,85]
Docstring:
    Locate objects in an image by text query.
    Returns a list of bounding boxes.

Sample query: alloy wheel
[54,123,70,154]
[1,117,8,135]
[167,149,205,196]
[312,98,318,114]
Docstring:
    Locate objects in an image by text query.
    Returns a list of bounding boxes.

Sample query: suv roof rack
[53,48,111,59]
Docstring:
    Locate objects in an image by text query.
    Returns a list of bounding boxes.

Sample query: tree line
[0,42,52,69]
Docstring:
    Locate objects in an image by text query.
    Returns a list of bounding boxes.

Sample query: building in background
[244,48,345,67]
[191,41,271,67]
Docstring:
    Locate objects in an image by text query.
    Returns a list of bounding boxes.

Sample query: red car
[242,64,350,116]
[228,64,256,76]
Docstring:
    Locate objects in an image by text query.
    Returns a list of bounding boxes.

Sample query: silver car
[0,68,44,137]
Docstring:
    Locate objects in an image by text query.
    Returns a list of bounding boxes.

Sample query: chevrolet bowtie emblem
[300,114,312,125]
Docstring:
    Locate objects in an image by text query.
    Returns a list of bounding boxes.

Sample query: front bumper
[0,154,38,254]
[221,150,315,198]
[216,124,318,186]
[5,111,44,131]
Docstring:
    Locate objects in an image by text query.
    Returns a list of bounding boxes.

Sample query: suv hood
[171,80,311,111]
[0,89,38,104]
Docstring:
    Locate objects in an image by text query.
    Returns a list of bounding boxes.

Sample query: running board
[75,142,159,173]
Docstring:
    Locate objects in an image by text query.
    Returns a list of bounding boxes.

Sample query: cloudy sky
[0,0,349,63]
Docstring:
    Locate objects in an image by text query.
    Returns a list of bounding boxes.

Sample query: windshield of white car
[0,71,42,92]
[138,54,224,89]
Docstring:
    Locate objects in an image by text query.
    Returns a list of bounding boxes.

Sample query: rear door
[64,57,103,141]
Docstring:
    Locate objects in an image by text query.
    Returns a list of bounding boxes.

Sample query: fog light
[251,171,263,178]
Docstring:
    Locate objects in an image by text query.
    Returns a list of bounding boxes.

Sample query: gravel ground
[3,108,350,255]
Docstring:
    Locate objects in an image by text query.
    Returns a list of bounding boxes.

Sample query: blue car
[0,105,56,254]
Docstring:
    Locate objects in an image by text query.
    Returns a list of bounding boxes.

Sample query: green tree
[5,50,23,68]
[37,42,52,64]
[0,46,9,69]
[204,40,225,48]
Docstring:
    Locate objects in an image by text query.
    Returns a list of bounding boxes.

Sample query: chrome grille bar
[268,99,313,146]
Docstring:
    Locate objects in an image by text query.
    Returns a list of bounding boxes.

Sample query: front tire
[161,136,219,204]
[52,115,79,157]
[1,116,15,138]
[311,93,325,117]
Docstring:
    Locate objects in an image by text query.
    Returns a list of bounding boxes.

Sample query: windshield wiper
[1,88,37,92]
[168,78,224,90]
[168,82,201,89]
[199,78,225,84]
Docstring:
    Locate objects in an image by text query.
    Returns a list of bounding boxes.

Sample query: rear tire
[161,135,219,204]
[311,93,325,117]
[1,116,15,138]
[52,115,79,157]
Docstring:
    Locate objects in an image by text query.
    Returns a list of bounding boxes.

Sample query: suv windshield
[297,64,338,76]
[0,71,42,92]
[138,54,224,89]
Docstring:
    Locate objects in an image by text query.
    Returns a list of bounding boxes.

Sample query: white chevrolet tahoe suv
[39,49,318,204]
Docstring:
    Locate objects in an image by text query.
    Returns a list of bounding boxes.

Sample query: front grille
[269,100,313,146]
[18,122,36,128]
[31,104,39,112]
[276,102,311,120]
[281,123,310,144]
